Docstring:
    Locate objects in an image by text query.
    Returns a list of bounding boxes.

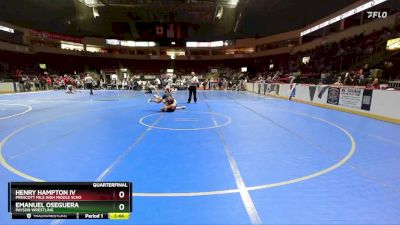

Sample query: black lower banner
[12,212,109,219]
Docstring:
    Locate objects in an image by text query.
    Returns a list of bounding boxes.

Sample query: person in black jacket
[187,72,199,103]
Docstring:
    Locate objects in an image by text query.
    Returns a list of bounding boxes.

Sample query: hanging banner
[309,86,317,101]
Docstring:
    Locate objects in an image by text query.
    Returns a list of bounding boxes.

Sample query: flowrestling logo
[367,11,388,19]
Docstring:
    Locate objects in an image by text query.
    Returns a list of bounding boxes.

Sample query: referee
[84,74,94,95]
[187,72,199,103]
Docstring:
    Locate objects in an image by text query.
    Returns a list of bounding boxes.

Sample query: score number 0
[118,191,126,211]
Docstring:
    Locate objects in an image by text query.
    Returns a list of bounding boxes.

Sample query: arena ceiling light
[107,39,156,47]
[86,45,102,53]
[225,0,239,8]
[120,40,136,47]
[135,41,156,47]
[0,25,14,33]
[106,39,120,45]
[61,42,84,51]
[210,41,224,47]
[300,0,388,37]
[39,64,46,70]
[302,56,311,65]
[93,7,100,18]
[216,6,224,19]
[386,38,400,51]
[186,41,224,48]
[78,0,104,7]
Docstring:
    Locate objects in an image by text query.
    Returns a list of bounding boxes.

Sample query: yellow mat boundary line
[0,90,51,95]
[0,91,15,94]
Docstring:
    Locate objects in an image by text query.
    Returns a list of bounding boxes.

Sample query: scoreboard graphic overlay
[9,182,132,220]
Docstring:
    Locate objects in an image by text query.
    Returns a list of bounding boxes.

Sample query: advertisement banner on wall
[339,87,364,109]
[327,87,340,105]
[361,89,373,111]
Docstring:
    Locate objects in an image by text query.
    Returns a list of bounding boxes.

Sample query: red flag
[156,25,163,36]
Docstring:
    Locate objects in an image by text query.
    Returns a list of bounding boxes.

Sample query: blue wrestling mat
[1,90,400,224]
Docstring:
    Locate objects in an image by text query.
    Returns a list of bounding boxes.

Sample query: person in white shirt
[154,77,161,89]
[99,79,104,89]
[145,81,156,94]
[84,74,94,95]
[187,72,199,103]
[111,74,118,89]
[122,79,128,90]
